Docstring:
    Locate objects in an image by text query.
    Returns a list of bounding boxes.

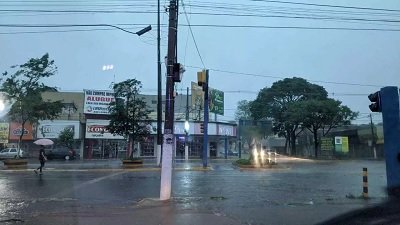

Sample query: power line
[249,0,400,13]
[185,65,384,87]
[181,0,205,68]
[184,24,400,32]
[0,9,157,13]
[0,23,157,35]
[184,12,400,24]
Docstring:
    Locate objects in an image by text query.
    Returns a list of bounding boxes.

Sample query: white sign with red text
[85,119,124,139]
[84,90,115,115]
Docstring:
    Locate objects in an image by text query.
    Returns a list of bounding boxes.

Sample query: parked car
[0,148,26,159]
[46,147,77,160]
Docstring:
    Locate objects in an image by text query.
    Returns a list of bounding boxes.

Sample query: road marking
[55,170,128,197]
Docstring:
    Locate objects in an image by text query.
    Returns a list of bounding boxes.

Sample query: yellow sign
[191,82,204,111]
[342,136,349,153]
[0,123,9,143]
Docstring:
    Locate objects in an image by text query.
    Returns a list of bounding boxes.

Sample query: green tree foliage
[250,77,327,155]
[250,77,358,157]
[1,53,63,156]
[297,99,358,157]
[107,79,152,159]
[57,128,75,149]
[235,100,252,121]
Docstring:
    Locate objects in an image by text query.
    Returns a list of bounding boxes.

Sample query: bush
[236,159,252,165]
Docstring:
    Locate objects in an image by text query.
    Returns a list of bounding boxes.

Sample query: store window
[140,136,155,157]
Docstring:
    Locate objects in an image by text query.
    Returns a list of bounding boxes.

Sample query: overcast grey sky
[1,0,400,123]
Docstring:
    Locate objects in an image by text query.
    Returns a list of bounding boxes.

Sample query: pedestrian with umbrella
[33,139,53,175]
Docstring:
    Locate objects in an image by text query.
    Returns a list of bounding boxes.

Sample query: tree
[298,99,358,157]
[1,53,63,157]
[250,77,327,155]
[107,79,152,160]
[57,128,75,149]
[235,100,252,121]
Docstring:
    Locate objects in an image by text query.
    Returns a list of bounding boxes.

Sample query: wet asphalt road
[0,158,389,225]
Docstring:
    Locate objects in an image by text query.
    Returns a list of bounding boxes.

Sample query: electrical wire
[181,0,205,68]
[248,0,400,13]
[185,65,384,87]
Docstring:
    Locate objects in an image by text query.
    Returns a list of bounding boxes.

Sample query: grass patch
[235,159,252,165]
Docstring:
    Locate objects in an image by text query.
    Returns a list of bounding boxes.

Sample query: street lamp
[184,121,189,161]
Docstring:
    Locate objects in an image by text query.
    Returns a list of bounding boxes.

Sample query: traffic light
[197,70,206,86]
[200,123,204,134]
[173,63,184,82]
[368,91,382,112]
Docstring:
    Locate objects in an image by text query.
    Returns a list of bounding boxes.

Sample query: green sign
[209,88,224,115]
[335,136,349,154]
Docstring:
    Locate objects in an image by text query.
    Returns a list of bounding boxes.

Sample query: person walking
[34,145,47,175]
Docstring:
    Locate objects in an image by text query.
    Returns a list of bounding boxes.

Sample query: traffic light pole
[369,114,377,159]
[156,0,162,166]
[202,70,209,168]
[160,0,178,201]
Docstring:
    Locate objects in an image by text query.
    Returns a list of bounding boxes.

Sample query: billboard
[9,122,34,141]
[191,82,204,111]
[209,88,224,115]
[84,90,115,115]
[85,119,124,139]
[0,123,9,143]
[37,120,80,139]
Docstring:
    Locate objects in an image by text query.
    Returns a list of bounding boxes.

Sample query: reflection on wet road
[0,159,388,225]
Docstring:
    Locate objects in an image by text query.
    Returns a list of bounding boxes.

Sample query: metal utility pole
[370,114,377,159]
[202,70,209,168]
[185,87,189,161]
[156,0,162,166]
[160,0,178,201]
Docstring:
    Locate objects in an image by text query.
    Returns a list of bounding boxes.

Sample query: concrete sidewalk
[0,158,238,171]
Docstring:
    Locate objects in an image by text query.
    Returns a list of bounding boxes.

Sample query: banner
[209,88,224,115]
[84,90,115,115]
[85,119,124,139]
[0,123,9,143]
[9,122,34,141]
[37,120,80,139]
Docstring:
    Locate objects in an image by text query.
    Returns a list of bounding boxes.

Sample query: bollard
[363,167,368,198]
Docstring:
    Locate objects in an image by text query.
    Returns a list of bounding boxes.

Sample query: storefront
[150,121,237,159]
[37,120,82,156]
[84,119,126,159]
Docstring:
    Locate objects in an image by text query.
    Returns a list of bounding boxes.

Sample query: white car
[0,148,25,159]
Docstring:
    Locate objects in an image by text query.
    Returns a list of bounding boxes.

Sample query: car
[0,148,26,159]
[45,147,77,160]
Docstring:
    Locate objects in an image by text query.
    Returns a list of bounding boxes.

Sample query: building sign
[85,119,124,139]
[209,88,224,115]
[84,90,115,115]
[320,137,334,152]
[335,136,349,154]
[217,124,236,136]
[0,123,9,143]
[9,122,34,141]
[37,120,80,139]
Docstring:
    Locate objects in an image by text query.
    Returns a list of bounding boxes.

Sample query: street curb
[0,166,214,173]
